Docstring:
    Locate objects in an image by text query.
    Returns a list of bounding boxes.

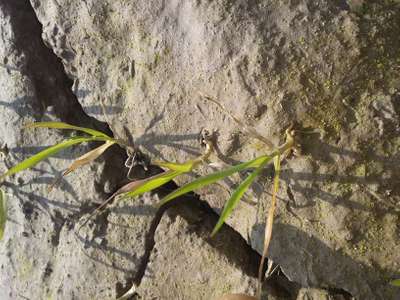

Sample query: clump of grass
[78,129,214,228]
[158,94,295,299]
[0,99,296,300]
[0,122,117,183]
[0,121,119,239]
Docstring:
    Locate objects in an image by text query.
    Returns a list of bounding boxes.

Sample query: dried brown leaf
[63,140,115,177]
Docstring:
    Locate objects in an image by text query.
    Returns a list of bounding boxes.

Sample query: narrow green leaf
[153,160,195,172]
[0,188,6,240]
[77,170,183,231]
[390,279,400,287]
[25,122,112,139]
[273,154,281,193]
[158,155,271,207]
[0,136,107,181]
[211,157,271,237]
[122,170,182,199]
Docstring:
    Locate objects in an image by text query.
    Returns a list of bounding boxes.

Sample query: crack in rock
[0,1,359,299]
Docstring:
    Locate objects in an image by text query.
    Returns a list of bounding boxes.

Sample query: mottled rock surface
[0,0,399,299]
[137,207,258,300]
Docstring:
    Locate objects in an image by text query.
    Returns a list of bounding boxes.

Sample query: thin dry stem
[199,92,275,150]
[257,154,281,299]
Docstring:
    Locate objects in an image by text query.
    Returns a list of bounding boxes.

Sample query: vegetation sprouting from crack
[1,93,386,299]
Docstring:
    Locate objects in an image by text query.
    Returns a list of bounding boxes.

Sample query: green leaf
[211,156,271,237]
[273,154,281,194]
[25,122,112,139]
[0,136,107,181]
[0,188,6,240]
[153,160,195,172]
[121,170,182,199]
[158,155,271,207]
[390,279,400,287]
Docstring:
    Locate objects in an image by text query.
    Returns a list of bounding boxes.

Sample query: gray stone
[296,288,347,300]
[0,0,399,299]
[0,1,142,299]
[136,209,258,300]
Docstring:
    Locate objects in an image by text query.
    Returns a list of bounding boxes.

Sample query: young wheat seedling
[0,97,296,300]
[0,121,121,239]
[77,128,214,230]
[158,94,297,299]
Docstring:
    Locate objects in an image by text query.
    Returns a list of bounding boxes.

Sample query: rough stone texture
[137,206,259,300]
[296,288,347,300]
[0,1,139,299]
[1,0,399,299]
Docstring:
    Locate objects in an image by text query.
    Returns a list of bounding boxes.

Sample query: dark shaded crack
[50,209,66,247]
[115,179,172,298]
[1,0,127,206]
[164,189,300,300]
[1,2,356,300]
[114,174,299,300]
[1,0,110,131]
[115,171,355,300]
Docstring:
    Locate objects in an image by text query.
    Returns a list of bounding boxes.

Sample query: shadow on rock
[251,222,400,300]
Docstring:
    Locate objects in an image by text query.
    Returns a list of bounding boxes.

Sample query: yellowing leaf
[25,122,112,139]
[63,140,115,177]
[153,160,195,172]
[0,188,6,240]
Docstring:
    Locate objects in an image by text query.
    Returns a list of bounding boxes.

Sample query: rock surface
[0,0,399,299]
[137,206,259,300]
[0,1,133,299]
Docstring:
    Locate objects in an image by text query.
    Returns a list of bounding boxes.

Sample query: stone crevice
[3,1,357,299]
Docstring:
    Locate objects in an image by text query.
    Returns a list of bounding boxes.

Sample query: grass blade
[77,170,182,231]
[25,122,112,139]
[390,279,400,287]
[122,170,182,199]
[0,136,107,181]
[158,155,271,207]
[63,140,115,176]
[211,157,271,237]
[0,188,6,240]
[153,160,195,172]
[257,154,281,299]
